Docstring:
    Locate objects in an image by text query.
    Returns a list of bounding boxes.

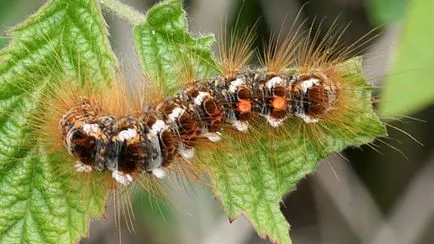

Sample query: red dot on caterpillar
[237,99,252,113]
[271,97,287,111]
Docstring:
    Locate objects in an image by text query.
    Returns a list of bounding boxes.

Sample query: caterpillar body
[60,68,340,185]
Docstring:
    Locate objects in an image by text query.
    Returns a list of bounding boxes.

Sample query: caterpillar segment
[59,70,340,185]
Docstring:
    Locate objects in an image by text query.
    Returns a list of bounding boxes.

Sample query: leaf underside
[0,0,117,243]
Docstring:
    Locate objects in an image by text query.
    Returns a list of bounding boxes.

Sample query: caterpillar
[59,68,340,185]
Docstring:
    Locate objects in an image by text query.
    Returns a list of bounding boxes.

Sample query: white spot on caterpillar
[203,132,221,142]
[233,120,249,132]
[296,113,319,123]
[266,76,283,89]
[265,115,285,127]
[194,91,210,106]
[151,120,166,134]
[229,78,245,93]
[168,107,185,121]
[152,168,166,179]
[117,128,137,141]
[301,78,320,94]
[74,162,92,173]
[180,147,195,160]
[152,30,156,35]
[82,123,99,136]
[112,170,133,185]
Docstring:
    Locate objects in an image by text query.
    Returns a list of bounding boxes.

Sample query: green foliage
[380,0,434,117]
[0,0,386,243]
[0,0,116,243]
[134,0,217,96]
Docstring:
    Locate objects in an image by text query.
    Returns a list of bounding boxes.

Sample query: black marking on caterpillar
[59,69,339,185]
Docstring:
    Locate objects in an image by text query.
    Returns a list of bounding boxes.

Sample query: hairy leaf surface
[134,0,218,95]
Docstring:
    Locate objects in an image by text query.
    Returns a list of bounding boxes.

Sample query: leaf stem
[100,0,146,25]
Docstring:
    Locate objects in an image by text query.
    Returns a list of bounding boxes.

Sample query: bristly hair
[296,17,380,74]
[261,11,307,76]
[218,19,257,80]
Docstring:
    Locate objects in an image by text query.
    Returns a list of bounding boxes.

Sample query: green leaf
[134,0,218,96]
[196,58,386,243]
[380,0,434,117]
[0,0,117,243]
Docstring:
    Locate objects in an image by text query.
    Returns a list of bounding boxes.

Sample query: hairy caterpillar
[58,70,341,182]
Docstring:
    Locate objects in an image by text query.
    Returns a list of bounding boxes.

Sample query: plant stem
[100,0,146,25]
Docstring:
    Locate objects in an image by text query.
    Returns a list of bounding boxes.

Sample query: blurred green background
[2,0,434,243]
